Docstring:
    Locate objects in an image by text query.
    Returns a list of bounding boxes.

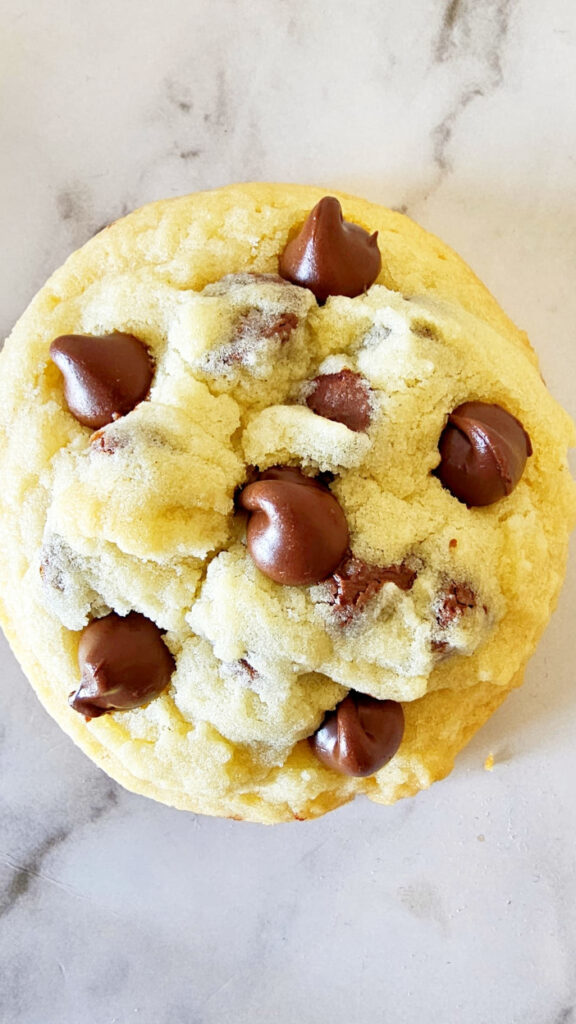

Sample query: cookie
[0,183,574,824]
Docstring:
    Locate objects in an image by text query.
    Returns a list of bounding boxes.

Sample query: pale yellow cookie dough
[0,183,574,823]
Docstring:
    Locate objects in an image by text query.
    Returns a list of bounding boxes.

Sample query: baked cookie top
[0,183,574,823]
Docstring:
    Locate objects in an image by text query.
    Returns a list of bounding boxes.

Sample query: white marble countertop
[1,2,576,1022]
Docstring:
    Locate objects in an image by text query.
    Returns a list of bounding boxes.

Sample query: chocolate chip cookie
[0,184,574,823]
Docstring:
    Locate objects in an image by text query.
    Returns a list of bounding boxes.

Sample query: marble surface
[1,1,576,1021]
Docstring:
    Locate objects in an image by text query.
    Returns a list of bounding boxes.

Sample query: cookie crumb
[484,753,495,772]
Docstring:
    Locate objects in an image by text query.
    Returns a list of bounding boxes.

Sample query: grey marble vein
[149,66,241,185]
[554,1009,575,1024]
[431,86,484,173]
[0,784,118,921]
[55,184,132,252]
[0,829,71,919]
[435,0,463,61]
[178,147,202,162]
[90,202,131,238]
[165,76,194,115]
[434,0,515,79]
[426,0,517,187]
[204,69,232,133]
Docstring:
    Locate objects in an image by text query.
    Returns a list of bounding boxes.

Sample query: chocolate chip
[239,466,349,586]
[279,197,382,303]
[435,582,476,629]
[69,611,175,719]
[325,554,417,624]
[306,369,372,432]
[310,692,404,776]
[436,401,532,507]
[50,332,154,429]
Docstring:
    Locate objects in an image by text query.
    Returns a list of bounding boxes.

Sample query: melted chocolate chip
[258,312,299,342]
[436,401,532,507]
[237,658,259,682]
[239,467,349,586]
[325,554,417,624]
[306,369,372,432]
[69,611,175,719]
[236,310,298,346]
[279,197,382,303]
[310,692,404,776]
[221,658,260,687]
[435,582,476,629]
[432,581,478,656]
[431,638,450,654]
[50,332,154,429]
[411,319,441,340]
[89,426,128,454]
[220,310,299,366]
